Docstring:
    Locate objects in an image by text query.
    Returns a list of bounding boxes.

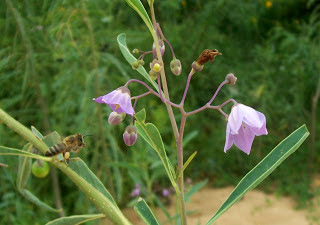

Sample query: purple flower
[162,189,170,197]
[224,104,268,154]
[93,86,135,116]
[130,184,140,197]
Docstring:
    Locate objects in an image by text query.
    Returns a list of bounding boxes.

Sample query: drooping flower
[93,86,135,116]
[224,104,268,154]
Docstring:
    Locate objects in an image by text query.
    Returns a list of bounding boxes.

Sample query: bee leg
[64,152,70,168]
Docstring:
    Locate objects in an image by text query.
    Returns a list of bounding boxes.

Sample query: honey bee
[45,133,89,166]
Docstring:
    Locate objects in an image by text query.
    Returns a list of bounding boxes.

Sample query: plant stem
[177,110,187,225]
[150,4,179,141]
[150,4,187,224]
[180,69,195,105]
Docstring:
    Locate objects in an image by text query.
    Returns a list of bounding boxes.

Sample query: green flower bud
[170,58,182,76]
[132,49,139,54]
[32,160,50,178]
[138,60,145,66]
[132,60,140,70]
[149,70,158,81]
[150,59,162,73]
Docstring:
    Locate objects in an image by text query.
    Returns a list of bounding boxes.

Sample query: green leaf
[31,126,44,139]
[185,179,208,202]
[46,214,105,225]
[20,189,62,212]
[134,109,177,190]
[16,143,33,189]
[0,146,52,161]
[177,151,197,178]
[117,33,160,92]
[15,143,60,212]
[123,0,153,33]
[134,198,160,225]
[205,124,309,225]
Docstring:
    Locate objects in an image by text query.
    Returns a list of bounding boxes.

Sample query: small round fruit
[32,160,50,178]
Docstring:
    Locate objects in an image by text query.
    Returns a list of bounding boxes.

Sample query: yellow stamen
[114,104,120,110]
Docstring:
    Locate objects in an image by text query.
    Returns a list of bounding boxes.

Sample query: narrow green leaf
[206,124,309,225]
[46,214,105,225]
[14,143,60,212]
[117,33,160,92]
[185,179,208,202]
[134,198,160,225]
[134,109,177,190]
[124,0,153,33]
[16,143,33,189]
[0,146,52,161]
[31,126,43,139]
[20,189,62,212]
[177,151,197,178]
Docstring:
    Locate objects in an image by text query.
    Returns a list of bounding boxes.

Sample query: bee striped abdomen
[45,143,66,157]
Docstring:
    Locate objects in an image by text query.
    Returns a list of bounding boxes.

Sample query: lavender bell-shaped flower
[224,104,268,154]
[93,86,135,116]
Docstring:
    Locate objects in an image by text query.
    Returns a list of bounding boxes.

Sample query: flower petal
[228,105,244,134]
[239,104,263,129]
[224,124,234,152]
[232,124,255,154]
[249,111,268,136]
[93,96,105,103]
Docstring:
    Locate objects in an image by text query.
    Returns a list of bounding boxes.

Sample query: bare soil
[123,187,311,225]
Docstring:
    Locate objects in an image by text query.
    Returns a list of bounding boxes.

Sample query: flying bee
[45,133,90,166]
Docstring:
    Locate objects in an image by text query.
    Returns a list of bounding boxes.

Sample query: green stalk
[149,4,187,225]
[0,108,132,225]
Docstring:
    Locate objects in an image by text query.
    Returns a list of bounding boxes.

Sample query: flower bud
[132,49,139,54]
[132,60,139,70]
[123,125,138,146]
[32,160,50,178]
[138,59,145,66]
[225,73,237,86]
[191,61,204,72]
[152,40,165,57]
[150,59,162,73]
[108,111,126,125]
[170,58,182,76]
[149,70,158,81]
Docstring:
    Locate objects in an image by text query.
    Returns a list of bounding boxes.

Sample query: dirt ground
[123,187,314,225]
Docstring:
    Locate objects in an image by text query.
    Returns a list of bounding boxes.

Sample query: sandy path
[123,187,309,225]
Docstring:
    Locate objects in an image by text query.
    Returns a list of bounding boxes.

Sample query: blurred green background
[1,0,320,224]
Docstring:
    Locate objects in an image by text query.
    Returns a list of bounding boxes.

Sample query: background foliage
[0,0,319,224]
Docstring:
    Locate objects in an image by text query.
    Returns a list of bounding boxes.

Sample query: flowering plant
[0,0,309,225]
